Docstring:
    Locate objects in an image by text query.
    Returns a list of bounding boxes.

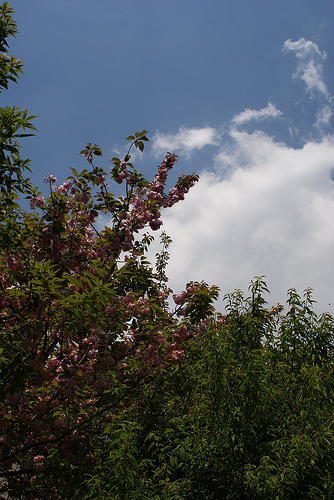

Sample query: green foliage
[0,1,23,91]
[155,231,172,287]
[0,1,37,217]
[74,281,334,500]
[0,106,37,202]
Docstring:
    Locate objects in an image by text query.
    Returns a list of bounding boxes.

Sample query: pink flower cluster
[0,139,205,493]
[29,196,45,209]
[145,154,198,211]
[125,154,198,236]
[33,455,44,464]
[6,255,24,271]
[173,291,187,305]
[43,174,57,184]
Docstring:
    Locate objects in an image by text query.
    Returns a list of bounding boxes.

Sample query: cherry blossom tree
[0,4,221,497]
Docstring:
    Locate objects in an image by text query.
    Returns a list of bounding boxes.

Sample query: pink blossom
[122,241,132,251]
[6,255,24,271]
[30,196,45,209]
[75,192,90,204]
[57,181,72,195]
[95,376,109,391]
[149,219,162,231]
[43,174,57,184]
[123,293,135,306]
[106,305,117,316]
[176,308,185,317]
[11,299,21,310]
[169,350,185,361]
[173,292,187,305]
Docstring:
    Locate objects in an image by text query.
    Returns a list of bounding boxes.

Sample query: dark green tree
[0,1,36,255]
[78,280,334,500]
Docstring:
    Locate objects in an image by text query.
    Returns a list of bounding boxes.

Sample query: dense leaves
[74,283,334,500]
[0,1,36,239]
[0,128,203,497]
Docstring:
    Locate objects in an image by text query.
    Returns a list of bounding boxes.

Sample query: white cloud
[232,102,283,126]
[283,38,330,99]
[145,38,334,312]
[283,38,325,60]
[151,126,218,158]
[156,131,334,312]
[316,104,333,128]
[282,38,333,129]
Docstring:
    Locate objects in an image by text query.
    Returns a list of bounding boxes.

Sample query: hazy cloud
[151,126,218,158]
[283,38,325,59]
[232,102,283,126]
[316,104,333,128]
[283,38,330,99]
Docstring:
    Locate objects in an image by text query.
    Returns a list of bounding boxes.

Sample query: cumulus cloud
[232,102,283,126]
[146,38,334,312]
[151,126,218,158]
[157,132,334,311]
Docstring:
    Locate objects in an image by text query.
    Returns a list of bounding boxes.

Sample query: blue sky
[4,0,334,311]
